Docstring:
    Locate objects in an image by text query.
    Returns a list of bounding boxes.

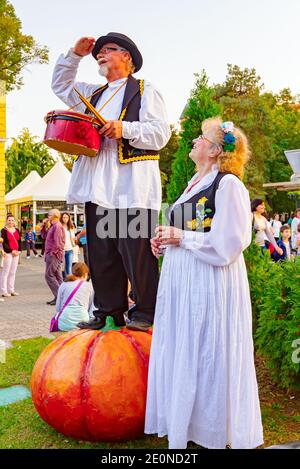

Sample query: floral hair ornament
[220,121,237,152]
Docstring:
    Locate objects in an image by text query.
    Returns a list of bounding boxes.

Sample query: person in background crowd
[0,236,4,268]
[291,208,300,253]
[54,262,94,331]
[60,212,76,277]
[251,199,283,256]
[41,209,65,306]
[296,223,300,256]
[263,216,273,250]
[72,242,80,266]
[39,220,47,257]
[21,217,28,233]
[27,218,33,229]
[76,224,88,267]
[25,226,39,259]
[35,221,44,257]
[287,212,293,227]
[271,225,292,262]
[0,237,5,302]
[270,213,282,241]
[0,215,21,297]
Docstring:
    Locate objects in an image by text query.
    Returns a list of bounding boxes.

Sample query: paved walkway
[0,254,64,343]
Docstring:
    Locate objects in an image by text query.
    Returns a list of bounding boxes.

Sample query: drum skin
[30,328,152,441]
[44,110,101,157]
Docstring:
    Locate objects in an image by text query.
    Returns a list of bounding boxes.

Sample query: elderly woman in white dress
[145,117,264,449]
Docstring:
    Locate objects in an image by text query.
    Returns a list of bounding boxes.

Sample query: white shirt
[253,214,277,248]
[63,226,75,251]
[291,217,300,249]
[52,50,171,210]
[270,219,282,238]
[175,167,252,266]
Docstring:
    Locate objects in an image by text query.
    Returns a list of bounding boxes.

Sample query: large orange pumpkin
[30,328,152,441]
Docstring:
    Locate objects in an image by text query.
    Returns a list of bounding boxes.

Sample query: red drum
[43,110,102,157]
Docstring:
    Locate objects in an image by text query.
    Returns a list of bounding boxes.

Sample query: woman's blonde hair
[66,262,89,282]
[202,116,250,179]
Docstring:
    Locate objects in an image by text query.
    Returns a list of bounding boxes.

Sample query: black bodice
[169,172,232,232]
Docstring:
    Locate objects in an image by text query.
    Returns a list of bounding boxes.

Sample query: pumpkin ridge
[38,330,90,422]
[80,331,104,440]
[119,330,149,382]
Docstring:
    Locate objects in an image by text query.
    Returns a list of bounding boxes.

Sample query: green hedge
[244,241,300,389]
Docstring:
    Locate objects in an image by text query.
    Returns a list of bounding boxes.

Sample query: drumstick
[73,87,107,126]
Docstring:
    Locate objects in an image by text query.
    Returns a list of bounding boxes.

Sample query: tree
[215,66,284,202]
[262,92,300,213]
[219,93,271,199]
[159,125,179,202]
[215,64,264,99]
[167,72,221,203]
[58,152,76,172]
[0,0,48,91]
[5,128,55,191]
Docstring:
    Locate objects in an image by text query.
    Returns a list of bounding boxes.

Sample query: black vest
[87,75,160,164]
[169,172,233,232]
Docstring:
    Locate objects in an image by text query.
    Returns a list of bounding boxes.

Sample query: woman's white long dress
[144,169,264,449]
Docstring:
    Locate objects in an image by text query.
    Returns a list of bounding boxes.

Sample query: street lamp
[284,149,300,182]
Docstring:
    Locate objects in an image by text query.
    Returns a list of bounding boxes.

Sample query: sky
[6,0,300,143]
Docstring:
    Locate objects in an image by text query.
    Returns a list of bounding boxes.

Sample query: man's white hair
[49,209,61,219]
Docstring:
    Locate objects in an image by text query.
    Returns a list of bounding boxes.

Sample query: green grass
[0,337,299,449]
[0,337,52,388]
[0,337,170,449]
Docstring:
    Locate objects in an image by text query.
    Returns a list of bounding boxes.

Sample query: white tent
[5,161,82,227]
[30,160,71,201]
[5,170,41,204]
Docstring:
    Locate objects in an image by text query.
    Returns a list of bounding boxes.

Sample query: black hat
[92,32,143,72]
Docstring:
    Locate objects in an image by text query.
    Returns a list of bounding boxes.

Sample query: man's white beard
[98,64,109,77]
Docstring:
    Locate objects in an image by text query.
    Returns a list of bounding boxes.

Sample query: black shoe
[77,317,106,330]
[112,314,126,327]
[46,298,56,305]
[126,319,152,332]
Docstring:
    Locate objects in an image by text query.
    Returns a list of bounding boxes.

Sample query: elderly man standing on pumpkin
[52,32,171,331]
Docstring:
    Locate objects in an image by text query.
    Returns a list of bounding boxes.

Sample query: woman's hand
[73,37,95,57]
[150,236,162,259]
[11,250,19,257]
[155,225,183,246]
[276,246,284,256]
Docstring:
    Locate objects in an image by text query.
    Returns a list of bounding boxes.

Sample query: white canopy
[5,161,71,203]
[5,170,42,204]
[30,160,71,201]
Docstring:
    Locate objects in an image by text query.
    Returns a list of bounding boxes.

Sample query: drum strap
[80,76,160,164]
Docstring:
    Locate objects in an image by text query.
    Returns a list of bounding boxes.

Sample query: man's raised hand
[73,37,96,57]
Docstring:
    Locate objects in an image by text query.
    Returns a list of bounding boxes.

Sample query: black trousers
[85,202,159,325]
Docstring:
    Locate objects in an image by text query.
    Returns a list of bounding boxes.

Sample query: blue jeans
[64,250,73,276]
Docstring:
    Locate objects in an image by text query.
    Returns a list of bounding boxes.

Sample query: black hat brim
[92,34,143,73]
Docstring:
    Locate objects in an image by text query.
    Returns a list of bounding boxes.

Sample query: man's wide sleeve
[180,175,252,267]
[122,81,171,151]
[51,50,97,110]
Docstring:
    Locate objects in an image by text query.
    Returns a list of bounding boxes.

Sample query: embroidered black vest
[169,172,233,233]
[86,75,160,164]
